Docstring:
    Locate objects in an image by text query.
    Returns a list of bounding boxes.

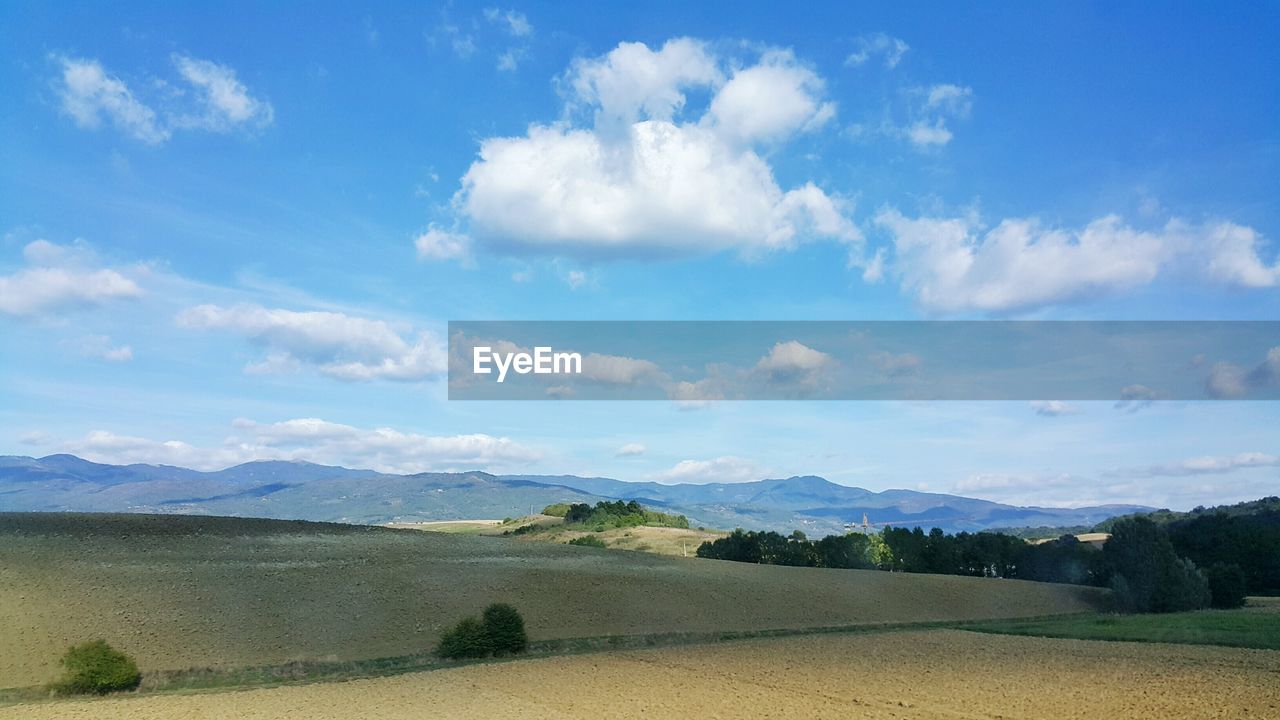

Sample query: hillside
[0,455,1148,534]
[0,512,1103,687]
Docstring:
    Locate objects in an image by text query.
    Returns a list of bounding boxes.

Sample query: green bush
[541,503,572,517]
[437,616,492,659]
[568,535,606,548]
[50,640,140,695]
[482,603,528,656]
[437,604,528,659]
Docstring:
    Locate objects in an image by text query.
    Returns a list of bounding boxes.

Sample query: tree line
[696,502,1280,613]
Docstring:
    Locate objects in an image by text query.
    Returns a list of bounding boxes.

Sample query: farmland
[2,629,1276,719]
[0,512,1101,687]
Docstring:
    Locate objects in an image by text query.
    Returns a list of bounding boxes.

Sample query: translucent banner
[447,321,1280,401]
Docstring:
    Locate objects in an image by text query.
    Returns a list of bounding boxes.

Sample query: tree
[481,603,528,656]
[1204,563,1248,609]
[50,640,140,694]
[1103,517,1209,613]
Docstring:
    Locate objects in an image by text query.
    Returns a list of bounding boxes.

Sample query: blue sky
[2,2,1278,509]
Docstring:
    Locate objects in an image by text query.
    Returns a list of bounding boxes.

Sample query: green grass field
[964,600,1280,650]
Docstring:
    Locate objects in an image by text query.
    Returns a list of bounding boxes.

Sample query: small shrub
[437,616,492,659]
[50,640,140,695]
[438,604,528,659]
[568,535,606,548]
[482,603,528,656]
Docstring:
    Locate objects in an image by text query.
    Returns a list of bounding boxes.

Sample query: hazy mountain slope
[0,456,1149,532]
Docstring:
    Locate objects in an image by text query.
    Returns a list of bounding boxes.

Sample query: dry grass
[4,630,1275,719]
[0,513,1101,687]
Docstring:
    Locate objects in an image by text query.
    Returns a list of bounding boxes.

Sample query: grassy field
[964,598,1280,650]
[389,515,727,557]
[4,629,1276,719]
[0,512,1103,687]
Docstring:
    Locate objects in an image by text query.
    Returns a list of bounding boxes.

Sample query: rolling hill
[0,455,1149,534]
[0,512,1105,687]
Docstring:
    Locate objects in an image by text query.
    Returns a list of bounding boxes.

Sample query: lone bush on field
[567,535,606,548]
[437,603,527,659]
[482,602,528,656]
[437,616,493,659]
[50,640,140,695]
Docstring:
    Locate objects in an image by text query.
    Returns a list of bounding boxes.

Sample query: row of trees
[696,529,880,569]
[696,516,1256,613]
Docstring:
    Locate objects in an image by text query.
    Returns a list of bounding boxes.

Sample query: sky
[2,2,1278,510]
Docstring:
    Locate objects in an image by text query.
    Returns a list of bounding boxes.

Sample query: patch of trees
[1163,509,1280,597]
[1100,517,1212,612]
[554,500,690,530]
[567,535,607,548]
[50,640,140,695]
[438,603,528,659]
[880,527,1026,578]
[696,515,1257,613]
[696,529,876,569]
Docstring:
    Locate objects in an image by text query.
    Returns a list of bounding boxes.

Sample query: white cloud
[72,335,134,362]
[654,456,763,484]
[56,57,169,144]
[176,304,447,382]
[484,8,532,37]
[453,38,858,259]
[869,351,921,377]
[705,49,836,143]
[415,226,471,263]
[616,442,646,457]
[1198,222,1280,287]
[565,38,722,128]
[0,240,144,318]
[1030,400,1080,417]
[1114,384,1164,412]
[1116,452,1280,478]
[566,270,587,288]
[756,340,833,374]
[171,55,274,132]
[497,48,525,72]
[875,210,1278,313]
[1205,346,1280,398]
[581,353,663,384]
[54,54,271,143]
[924,84,973,114]
[905,120,952,147]
[902,84,972,149]
[58,418,541,474]
[845,33,910,69]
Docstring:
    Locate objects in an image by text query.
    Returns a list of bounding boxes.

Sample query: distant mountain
[0,455,1151,534]
[504,474,1151,535]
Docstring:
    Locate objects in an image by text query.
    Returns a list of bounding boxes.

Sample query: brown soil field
[0,513,1101,687]
[4,630,1275,719]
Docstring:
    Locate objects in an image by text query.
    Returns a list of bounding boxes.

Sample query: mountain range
[0,454,1150,535]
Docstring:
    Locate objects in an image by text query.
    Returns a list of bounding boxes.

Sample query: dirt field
[4,630,1276,719]
[0,513,1102,687]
